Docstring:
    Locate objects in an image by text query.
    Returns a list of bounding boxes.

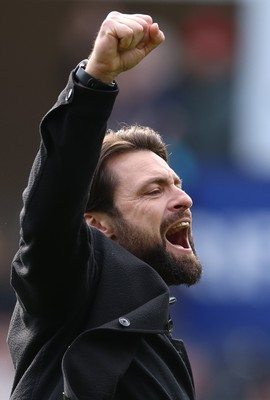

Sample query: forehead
[108,150,179,186]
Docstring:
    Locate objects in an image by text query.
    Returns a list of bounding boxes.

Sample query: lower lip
[166,240,193,256]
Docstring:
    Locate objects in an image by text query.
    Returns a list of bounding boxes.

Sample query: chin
[141,244,202,287]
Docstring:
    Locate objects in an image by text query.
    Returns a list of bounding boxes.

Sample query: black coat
[8,64,194,400]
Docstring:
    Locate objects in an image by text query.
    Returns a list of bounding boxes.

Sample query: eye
[147,187,162,196]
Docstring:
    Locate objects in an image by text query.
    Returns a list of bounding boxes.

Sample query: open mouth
[165,221,191,250]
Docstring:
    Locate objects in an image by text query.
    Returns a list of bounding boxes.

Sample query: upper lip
[165,212,191,233]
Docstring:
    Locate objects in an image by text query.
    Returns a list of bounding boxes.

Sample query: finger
[105,18,148,51]
[137,23,165,52]
[117,22,145,51]
[149,22,165,45]
[108,11,153,26]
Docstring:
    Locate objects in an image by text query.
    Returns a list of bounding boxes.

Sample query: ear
[84,211,115,239]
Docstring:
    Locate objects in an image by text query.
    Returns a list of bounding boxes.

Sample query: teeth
[168,221,189,234]
[179,221,189,228]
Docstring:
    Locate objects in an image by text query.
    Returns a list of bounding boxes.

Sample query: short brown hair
[86,124,168,214]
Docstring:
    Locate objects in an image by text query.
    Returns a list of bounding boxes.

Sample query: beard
[111,212,202,286]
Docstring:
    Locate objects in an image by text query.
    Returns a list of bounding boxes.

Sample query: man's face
[107,150,202,286]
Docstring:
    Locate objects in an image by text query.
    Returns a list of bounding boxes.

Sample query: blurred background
[1,1,270,398]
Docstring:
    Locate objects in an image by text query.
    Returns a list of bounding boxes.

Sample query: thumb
[138,23,165,53]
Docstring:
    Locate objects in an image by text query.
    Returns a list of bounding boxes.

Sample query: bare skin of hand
[85,11,165,84]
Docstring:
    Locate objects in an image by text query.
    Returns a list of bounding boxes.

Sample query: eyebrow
[141,174,182,189]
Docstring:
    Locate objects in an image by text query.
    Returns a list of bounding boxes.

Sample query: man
[8,11,202,400]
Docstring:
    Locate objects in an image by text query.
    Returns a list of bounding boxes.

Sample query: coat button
[166,318,173,333]
[169,296,177,305]
[65,88,73,102]
[119,317,130,327]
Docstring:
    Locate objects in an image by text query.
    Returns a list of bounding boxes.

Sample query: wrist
[75,65,116,90]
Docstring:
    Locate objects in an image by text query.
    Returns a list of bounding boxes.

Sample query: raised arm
[11,12,165,315]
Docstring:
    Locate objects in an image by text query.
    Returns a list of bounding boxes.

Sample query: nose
[168,187,193,211]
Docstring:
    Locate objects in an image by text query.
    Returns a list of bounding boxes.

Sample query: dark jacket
[8,65,194,400]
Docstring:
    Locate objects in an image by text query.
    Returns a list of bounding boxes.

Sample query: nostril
[173,202,192,212]
[173,205,191,213]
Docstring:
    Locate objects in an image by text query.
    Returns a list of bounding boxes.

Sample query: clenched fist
[85,11,165,84]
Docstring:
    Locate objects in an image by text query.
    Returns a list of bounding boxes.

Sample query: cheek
[116,198,145,221]
[115,197,164,234]
[139,210,164,237]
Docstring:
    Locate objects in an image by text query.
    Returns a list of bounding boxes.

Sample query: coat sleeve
[10,64,119,316]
